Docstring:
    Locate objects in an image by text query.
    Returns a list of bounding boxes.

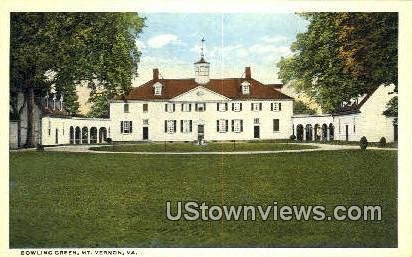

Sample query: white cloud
[147,34,179,48]
[135,39,146,49]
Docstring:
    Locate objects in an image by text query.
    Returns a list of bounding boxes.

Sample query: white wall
[110,98,293,142]
[12,93,42,147]
[357,84,397,142]
[291,84,397,142]
[9,121,18,149]
[41,116,111,146]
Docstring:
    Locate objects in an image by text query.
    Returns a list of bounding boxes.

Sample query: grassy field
[9,150,397,248]
[90,142,317,152]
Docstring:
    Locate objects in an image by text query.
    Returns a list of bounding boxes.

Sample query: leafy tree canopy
[10,12,145,146]
[278,13,397,112]
[293,100,316,115]
[10,12,145,116]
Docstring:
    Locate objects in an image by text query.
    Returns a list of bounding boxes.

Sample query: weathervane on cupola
[194,37,210,85]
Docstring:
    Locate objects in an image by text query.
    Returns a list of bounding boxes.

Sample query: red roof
[122,78,293,101]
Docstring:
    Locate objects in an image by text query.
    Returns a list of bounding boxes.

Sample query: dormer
[241,81,250,95]
[153,82,163,96]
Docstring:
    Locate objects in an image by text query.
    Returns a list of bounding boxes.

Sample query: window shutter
[120,121,124,133]
[189,104,192,112]
[190,120,192,132]
[217,103,219,111]
[217,120,219,132]
[204,103,206,111]
[180,120,183,132]
[241,120,243,132]
[165,104,168,112]
[279,102,282,111]
[164,120,167,133]
[232,103,234,111]
[240,103,242,111]
[251,103,253,111]
[231,120,234,132]
[225,120,229,132]
[271,103,273,111]
[173,120,177,132]
[259,103,262,110]
[225,103,228,111]
[195,103,198,111]
[130,121,133,133]
[181,104,184,111]
[173,104,176,112]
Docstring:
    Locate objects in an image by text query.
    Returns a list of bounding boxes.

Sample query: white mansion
[9,51,397,148]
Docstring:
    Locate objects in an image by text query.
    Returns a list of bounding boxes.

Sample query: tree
[383,96,398,117]
[10,13,145,147]
[293,100,316,115]
[278,13,397,112]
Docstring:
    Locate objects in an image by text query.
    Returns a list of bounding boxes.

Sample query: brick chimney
[153,68,159,80]
[245,67,251,79]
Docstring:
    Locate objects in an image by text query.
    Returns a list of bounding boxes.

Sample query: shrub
[359,136,368,150]
[378,137,387,147]
[289,135,296,140]
[105,138,112,144]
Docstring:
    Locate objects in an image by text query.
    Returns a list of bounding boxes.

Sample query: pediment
[171,86,230,102]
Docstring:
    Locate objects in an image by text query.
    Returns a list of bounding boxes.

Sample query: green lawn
[9,150,397,248]
[90,142,317,152]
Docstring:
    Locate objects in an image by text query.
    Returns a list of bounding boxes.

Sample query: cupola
[194,38,210,85]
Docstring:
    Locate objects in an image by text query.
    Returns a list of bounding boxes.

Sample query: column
[303,127,307,141]
[327,127,330,141]
[312,126,315,141]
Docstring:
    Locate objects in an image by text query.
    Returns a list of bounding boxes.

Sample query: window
[48,120,51,136]
[143,103,148,112]
[195,103,206,112]
[165,103,175,113]
[271,102,282,112]
[251,102,262,111]
[241,81,250,95]
[254,118,260,124]
[180,120,193,133]
[217,119,228,133]
[121,121,133,134]
[232,119,243,133]
[154,84,162,95]
[164,120,176,133]
[143,119,149,125]
[124,103,129,113]
[232,102,242,112]
[273,119,280,132]
[181,103,191,112]
[217,103,228,112]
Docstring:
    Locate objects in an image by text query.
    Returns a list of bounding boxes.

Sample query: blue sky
[133,13,308,86]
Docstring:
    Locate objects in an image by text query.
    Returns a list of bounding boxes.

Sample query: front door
[254,126,260,139]
[143,127,149,140]
[198,125,204,142]
[345,125,349,141]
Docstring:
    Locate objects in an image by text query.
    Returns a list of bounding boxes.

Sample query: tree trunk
[25,87,35,148]
[17,120,21,148]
